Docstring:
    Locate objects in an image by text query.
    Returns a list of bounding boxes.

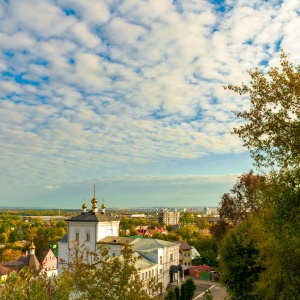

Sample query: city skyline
[1,0,299,208]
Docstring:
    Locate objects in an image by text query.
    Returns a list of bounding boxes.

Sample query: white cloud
[0,0,298,206]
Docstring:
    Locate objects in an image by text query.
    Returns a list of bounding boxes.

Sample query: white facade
[58,196,180,294]
[99,236,180,290]
[158,209,180,225]
[58,196,120,274]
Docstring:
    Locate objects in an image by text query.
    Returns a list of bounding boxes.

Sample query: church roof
[97,236,136,245]
[66,211,119,222]
[132,238,179,253]
[59,234,68,243]
[98,236,179,252]
[18,254,40,274]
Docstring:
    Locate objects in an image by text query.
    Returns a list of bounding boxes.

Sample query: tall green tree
[185,278,196,300]
[219,219,262,300]
[252,169,300,299]
[225,50,300,170]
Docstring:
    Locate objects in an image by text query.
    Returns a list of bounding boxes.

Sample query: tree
[0,266,71,300]
[0,248,22,262]
[211,170,264,240]
[251,169,300,299]
[185,278,196,300]
[8,229,23,242]
[203,289,213,300]
[225,51,300,170]
[0,232,8,243]
[164,290,176,300]
[64,243,160,300]
[180,282,187,300]
[174,286,180,300]
[219,219,262,300]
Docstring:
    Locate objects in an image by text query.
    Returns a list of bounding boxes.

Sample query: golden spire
[82,198,87,212]
[30,240,36,249]
[30,240,36,255]
[91,184,98,212]
[101,198,106,213]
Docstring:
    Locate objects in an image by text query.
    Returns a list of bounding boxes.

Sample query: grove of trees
[0,244,160,300]
[218,51,300,299]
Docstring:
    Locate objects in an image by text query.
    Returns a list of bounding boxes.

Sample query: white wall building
[58,188,180,293]
[158,209,180,225]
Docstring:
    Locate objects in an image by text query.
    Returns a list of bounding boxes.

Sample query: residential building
[98,236,180,288]
[0,265,10,281]
[158,209,180,225]
[40,248,58,276]
[175,240,192,267]
[4,241,44,276]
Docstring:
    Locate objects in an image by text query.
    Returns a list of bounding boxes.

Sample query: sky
[0,0,300,209]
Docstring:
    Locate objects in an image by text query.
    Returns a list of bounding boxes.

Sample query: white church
[58,187,181,291]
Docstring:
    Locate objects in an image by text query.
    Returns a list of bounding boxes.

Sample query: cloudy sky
[0,0,299,209]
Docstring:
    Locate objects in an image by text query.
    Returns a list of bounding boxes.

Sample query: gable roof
[98,236,179,253]
[174,240,192,250]
[0,265,10,276]
[66,211,119,222]
[97,236,136,245]
[132,238,179,253]
[41,248,57,262]
[18,254,40,274]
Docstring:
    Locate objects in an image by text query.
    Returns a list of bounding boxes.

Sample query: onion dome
[91,184,98,212]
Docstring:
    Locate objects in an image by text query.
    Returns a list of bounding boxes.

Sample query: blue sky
[0,0,299,209]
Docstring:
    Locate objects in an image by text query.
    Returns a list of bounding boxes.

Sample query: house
[3,242,40,275]
[98,236,180,288]
[3,242,57,278]
[58,187,181,293]
[40,248,58,276]
[0,265,10,281]
[175,240,192,267]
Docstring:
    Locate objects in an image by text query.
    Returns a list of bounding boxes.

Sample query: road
[165,276,228,300]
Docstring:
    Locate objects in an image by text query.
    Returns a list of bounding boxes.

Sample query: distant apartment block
[203,207,218,216]
[158,208,180,225]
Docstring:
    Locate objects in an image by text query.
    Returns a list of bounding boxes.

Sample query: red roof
[0,265,10,276]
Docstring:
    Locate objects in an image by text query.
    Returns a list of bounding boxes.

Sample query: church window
[86,233,90,241]
[75,232,79,241]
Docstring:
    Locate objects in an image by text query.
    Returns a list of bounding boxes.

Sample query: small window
[145,272,147,279]
[160,256,162,265]
[86,233,90,241]
[170,254,173,261]
[75,232,79,241]
[160,269,162,274]
[112,253,116,257]
[142,273,144,280]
